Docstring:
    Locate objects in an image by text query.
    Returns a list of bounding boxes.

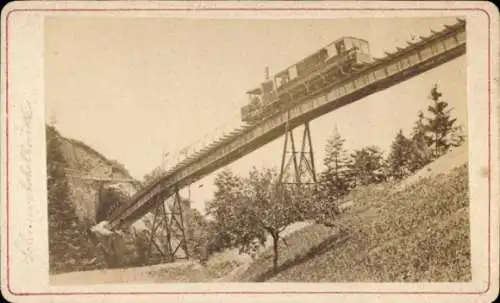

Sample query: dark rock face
[96,184,131,223]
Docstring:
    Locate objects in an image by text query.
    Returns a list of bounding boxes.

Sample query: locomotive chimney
[265,66,270,80]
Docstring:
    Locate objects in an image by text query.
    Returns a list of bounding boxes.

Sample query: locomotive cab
[241,78,280,123]
[245,80,276,107]
[260,79,278,106]
[241,87,263,124]
[247,87,262,107]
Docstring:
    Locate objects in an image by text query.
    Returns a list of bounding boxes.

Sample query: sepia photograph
[45,15,470,284]
[1,1,499,302]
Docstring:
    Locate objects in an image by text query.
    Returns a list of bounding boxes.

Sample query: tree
[204,219,232,256]
[321,127,352,201]
[185,208,211,263]
[241,168,305,272]
[448,124,466,149]
[205,168,248,251]
[387,130,415,180]
[109,159,131,176]
[310,128,351,226]
[348,146,386,186]
[424,85,463,159]
[206,167,306,272]
[409,111,433,171]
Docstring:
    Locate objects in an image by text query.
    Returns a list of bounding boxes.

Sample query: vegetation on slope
[235,164,470,282]
[47,125,141,273]
[47,125,103,273]
[190,85,468,277]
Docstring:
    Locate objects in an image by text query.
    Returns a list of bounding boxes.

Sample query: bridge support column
[170,190,190,261]
[144,198,169,265]
[279,117,317,185]
[143,190,190,265]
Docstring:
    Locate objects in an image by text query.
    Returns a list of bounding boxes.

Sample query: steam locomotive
[241,37,372,124]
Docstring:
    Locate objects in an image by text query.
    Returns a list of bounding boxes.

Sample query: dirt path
[50,259,241,284]
[50,265,159,285]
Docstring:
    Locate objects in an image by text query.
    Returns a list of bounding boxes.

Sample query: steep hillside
[47,125,141,273]
[235,154,470,282]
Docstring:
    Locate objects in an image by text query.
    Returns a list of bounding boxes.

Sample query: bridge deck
[108,19,466,229]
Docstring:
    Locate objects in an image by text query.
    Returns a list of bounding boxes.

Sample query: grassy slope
[235,164,470,282]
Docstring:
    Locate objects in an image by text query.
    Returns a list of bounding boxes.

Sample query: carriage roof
[274,36,368,79]
[330,36,369,45]
[248,36,369,91]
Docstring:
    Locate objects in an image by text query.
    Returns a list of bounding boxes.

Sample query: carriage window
[352,39,361,50]
[343,38,354,50]
[374,67,387,79]
[347,39,356,50]
[336,41,347,53]
[355,77,366,88]
[431,41,445,54]
[408,52,419,65]
[360,41,369,54]
[444,36,457,49]
[289,65,298,80]
[420,47,433,60]
[365,72,376,84]
[398,58,409,70]
[275,71,289,87]
[276,76,288,87]
[319,49,328,62]
[336,86,346,96]
[387,63,399,75]
[326,42,338,58]
[344,82,355,93]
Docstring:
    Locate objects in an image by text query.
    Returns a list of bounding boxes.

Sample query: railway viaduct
[101,19,466,264]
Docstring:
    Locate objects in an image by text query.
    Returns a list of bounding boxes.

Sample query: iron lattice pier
[142,190,190,264]
[279,117,317,185]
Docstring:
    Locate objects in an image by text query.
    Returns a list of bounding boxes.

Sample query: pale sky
[45,16,467,213]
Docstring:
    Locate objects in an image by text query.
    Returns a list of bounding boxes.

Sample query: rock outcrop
[47,125,147,273]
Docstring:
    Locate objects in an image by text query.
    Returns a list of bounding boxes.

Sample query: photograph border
[1,1,497,299]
